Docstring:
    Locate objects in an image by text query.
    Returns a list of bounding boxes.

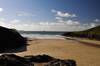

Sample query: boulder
[0,26,27,52]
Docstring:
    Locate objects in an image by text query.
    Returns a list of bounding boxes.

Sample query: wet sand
[15,38,100,66]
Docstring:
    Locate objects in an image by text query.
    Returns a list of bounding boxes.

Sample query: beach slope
[15,38,100,66]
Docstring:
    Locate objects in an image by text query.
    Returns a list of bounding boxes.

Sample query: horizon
[0,0,100,31]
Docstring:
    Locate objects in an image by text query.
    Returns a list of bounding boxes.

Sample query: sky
[0,0,100,31]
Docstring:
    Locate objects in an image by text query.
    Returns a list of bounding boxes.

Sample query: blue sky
[0,0,100,31]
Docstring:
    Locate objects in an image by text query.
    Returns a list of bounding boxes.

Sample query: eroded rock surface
[0,54,76,66]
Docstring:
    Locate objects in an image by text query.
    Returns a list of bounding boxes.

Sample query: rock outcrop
[0,26,27,52]
[0,54,32,66]
[0,54,76,66]
[24,54,54,63]
[45,59,76,66]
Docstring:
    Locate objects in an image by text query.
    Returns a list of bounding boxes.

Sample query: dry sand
[15,38,100,66]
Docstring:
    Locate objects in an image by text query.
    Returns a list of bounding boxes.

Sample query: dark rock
[0,26,27,52]
[24,55,76,66]
[0,54,76,66]
[45,59,76,66]
[0,54,33,66]
[24,54,54,63]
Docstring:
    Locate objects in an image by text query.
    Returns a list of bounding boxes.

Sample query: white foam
[21,34,65,39]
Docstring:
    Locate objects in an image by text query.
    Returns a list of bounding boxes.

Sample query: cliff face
[0,26,27,52]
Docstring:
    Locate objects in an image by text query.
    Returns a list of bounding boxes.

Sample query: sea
[19,31,66,39]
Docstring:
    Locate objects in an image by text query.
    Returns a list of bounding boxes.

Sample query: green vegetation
[62,25,100,40]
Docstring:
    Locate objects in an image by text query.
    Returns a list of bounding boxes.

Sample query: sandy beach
[15,38,100,66]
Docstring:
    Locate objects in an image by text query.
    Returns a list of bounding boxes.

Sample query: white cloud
[90,23,96,28]
[52,9,76,18]
[0,19,82,31]
[0,19,95,31]
[94,19,100,22]
[52,9,77,24]
[0,8,98,31]
[0,18,5,21]
[0,21,6,26]
[10,19,20,23]
[55,17,64,22]
[0,8,3,12]
[55,17,62,20]
[0,21,10,28]
[56,11,76,18]
[65,20,80,25]
[39,22,49,26]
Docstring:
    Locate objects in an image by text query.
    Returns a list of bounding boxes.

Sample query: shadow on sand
[0,44,27,53]
[66,37,100,48]
[77,41,100,48]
